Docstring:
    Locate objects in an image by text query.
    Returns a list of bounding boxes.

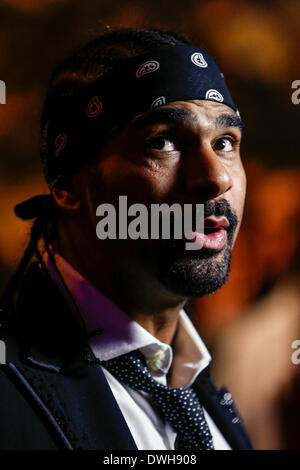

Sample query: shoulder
[0,364,57,449]
[0,261,81,450]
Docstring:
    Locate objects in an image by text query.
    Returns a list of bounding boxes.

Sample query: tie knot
[101,349,166,394]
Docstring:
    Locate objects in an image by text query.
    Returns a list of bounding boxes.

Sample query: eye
[214,137,234,152]
[144,134,177,152]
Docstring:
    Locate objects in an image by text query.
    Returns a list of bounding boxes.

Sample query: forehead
[129,99,243,133]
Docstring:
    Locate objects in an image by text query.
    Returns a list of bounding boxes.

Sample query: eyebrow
[129,105,244,133]
[215,113,244,132]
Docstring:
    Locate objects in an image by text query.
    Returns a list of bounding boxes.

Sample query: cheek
[99,154,181,202]
[238,165,247,215]
[228,165,247,230]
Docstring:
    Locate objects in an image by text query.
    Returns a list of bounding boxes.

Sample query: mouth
[190,216,229,250]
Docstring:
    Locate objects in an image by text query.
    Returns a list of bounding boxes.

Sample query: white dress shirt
[43,248,231,450]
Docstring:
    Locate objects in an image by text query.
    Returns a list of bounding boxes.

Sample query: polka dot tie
[100,350,214,450]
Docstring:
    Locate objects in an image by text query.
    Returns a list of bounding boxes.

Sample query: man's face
[83,99,246,298]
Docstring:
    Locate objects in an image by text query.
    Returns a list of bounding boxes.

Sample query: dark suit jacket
[0,262,253,450]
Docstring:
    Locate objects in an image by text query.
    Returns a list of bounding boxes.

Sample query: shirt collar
[43,247,211,387]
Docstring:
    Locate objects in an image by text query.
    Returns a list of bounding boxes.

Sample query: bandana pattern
[45,44,238,186]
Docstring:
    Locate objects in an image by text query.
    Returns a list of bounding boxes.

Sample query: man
[0,28,251,450]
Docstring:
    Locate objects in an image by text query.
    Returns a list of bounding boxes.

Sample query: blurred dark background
[0,0,299,449]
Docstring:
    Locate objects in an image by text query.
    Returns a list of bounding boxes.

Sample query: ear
[51,174,83,214]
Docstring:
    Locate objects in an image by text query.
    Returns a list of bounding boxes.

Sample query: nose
[184,143,233,200]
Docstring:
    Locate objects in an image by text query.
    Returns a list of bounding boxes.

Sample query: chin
[157,245,232,298]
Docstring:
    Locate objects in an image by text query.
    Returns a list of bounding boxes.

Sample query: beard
[154,199,238,298]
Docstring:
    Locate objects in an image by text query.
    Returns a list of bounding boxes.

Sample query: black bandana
[42,44,239,187]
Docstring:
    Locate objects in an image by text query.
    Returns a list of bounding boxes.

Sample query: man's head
[42,28,246,303]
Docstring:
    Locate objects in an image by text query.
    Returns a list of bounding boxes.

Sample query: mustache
[203,198,235,218]
[156,198,239,244]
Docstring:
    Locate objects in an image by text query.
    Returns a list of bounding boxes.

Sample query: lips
[191,216,229,250]
[204,216,229,231]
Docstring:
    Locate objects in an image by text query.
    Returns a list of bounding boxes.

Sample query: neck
[54,218,187,345]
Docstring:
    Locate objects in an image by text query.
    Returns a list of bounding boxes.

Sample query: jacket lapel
[5,353,138,450]
[192,367,253,450]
